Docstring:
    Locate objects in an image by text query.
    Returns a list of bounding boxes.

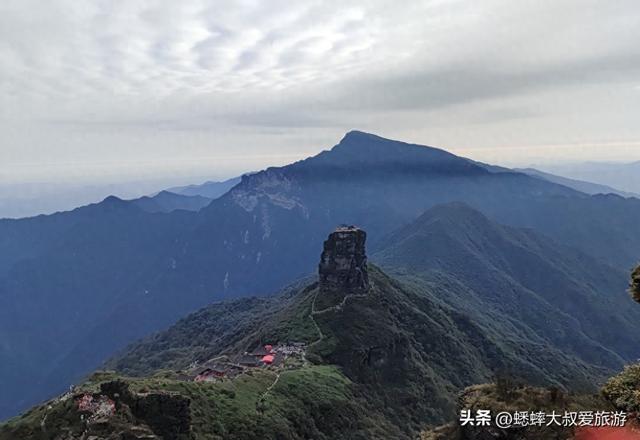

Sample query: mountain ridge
[514,167,638,198]
[167,176,242,199]
[374,203,639,367]
[129,191,212,213]
[3,131,640,420]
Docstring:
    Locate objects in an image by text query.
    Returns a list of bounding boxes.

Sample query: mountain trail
[256,371,284,412]
[308,283,373,349]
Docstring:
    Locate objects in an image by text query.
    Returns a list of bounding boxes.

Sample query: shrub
[631,265,640,303]
[602,363,640,412]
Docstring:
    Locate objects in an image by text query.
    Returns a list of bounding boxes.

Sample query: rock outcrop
[318,226,369,298]
[130,392,191,440]
[99,380,192,440]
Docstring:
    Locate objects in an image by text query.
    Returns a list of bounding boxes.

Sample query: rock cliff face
[131,393,191,439]
[100,380,192,440]
[319,226,369,295]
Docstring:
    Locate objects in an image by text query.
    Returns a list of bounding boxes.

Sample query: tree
[631,265,640,303]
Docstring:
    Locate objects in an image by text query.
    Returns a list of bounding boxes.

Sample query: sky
[2,0,640,194]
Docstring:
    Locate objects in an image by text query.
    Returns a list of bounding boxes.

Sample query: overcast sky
[2,0,640,188]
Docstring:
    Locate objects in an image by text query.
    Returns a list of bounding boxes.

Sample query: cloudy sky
[2,0,640,190]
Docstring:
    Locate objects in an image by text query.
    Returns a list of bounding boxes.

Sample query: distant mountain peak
[99,195,132,210]
[335,130,420,151]
[154,190,177,197]
[102,195,124,204]
[285,131,490,179]
[340,129,386,143]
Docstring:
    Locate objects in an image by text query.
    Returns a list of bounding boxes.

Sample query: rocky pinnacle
[318,226,370,295]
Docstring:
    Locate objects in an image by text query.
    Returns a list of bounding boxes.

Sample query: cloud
[1,0,640,187]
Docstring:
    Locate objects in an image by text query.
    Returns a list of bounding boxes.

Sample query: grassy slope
[107,279,320,377]
[103,264,613,437]
[308,266,604,431]
[373,204,640,375]
[0,366,400,440]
